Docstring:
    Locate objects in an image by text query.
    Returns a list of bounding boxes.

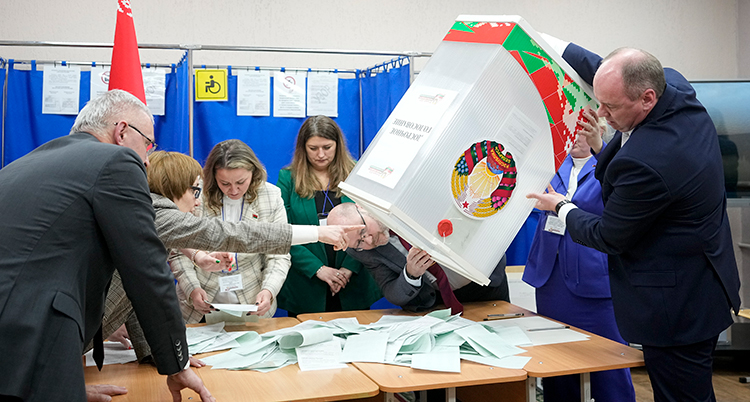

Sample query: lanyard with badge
[317,183,335,227]
[218,201,244,293]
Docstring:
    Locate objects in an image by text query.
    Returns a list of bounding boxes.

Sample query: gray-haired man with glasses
[0,90,214,402]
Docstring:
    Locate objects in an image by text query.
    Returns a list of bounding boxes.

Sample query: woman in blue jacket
[524,116,635,402]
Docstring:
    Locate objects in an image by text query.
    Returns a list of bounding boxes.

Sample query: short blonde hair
[146,151,202,202]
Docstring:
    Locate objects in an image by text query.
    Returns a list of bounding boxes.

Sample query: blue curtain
[193,73,361,185]
[155,52,190,154]
[361,62,410,150]
[2,56,188,167]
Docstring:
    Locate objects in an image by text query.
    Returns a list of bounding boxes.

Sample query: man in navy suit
[327,203,509,312]
[528,42,741,402]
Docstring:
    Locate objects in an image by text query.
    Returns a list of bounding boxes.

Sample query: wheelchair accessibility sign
[195,69,228,101]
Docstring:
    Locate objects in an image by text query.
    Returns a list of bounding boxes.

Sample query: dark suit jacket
[562,44,741,347]
[347,240,508,311]
[524,153,611,298]
[0,133,188,401]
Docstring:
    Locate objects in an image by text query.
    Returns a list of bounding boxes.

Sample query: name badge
[317,212,328,227]
[219,274,243,293]
[543,215,566,235]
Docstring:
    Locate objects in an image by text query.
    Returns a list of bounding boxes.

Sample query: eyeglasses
[117,122,157,154]
[190,186,202,199]
[354,207,368,251]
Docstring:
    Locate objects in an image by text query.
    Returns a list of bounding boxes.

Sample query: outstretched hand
[196,251,234,272]
[317,225,365,251]
[526,184,566,212]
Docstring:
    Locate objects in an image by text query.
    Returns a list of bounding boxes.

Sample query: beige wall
[739,0,750,78]
[0,0,746,79]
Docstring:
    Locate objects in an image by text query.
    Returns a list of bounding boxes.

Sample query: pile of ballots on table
[187,310,588,373]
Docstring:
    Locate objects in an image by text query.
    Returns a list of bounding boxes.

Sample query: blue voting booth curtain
[193,73,361,185]
[2,54,189,167]
[156,54,190,154]
[361,63,410,150]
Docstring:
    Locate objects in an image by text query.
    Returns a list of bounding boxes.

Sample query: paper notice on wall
[90,66,110,101]
[237,70,271,116]
[143,69,166,116]
[273,71,306,118]
[42,66,81,115]
[356,87,458,188]
[306,72,338,117]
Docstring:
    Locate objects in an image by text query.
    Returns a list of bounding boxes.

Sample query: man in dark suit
[528,43,741,402]
[0,90,214,402]
[327,203,509,312]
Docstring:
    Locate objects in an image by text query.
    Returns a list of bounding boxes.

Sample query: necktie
[394,233,464,315]
[93,325,104,370]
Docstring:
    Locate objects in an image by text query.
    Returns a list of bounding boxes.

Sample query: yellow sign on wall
[195,69,228,101]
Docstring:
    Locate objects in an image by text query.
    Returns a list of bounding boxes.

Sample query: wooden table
[462,301,645,402]
[298,309,528,402]
[85,317,381,402]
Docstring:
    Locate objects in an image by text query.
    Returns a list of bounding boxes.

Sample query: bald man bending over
[327,203,508,312]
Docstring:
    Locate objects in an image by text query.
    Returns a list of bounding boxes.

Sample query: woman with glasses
[171,140,292,321]
[277,116,381,317]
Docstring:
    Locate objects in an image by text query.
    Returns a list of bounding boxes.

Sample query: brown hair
[287,115,355,199]
[146,151,202,202]
[203,139,267,213]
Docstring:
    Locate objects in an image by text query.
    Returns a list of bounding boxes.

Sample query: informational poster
[90,66,110,101]
[356,86,458,188]
[306,71,338,117]
[142,68,166,116]
[42,66,81,115]
[236,70,270,116]
[273,71,306,118]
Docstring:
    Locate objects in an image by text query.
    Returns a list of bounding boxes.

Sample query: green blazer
[276,168,381,314]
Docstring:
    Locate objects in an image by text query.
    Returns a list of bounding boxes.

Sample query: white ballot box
[340,15,596,287]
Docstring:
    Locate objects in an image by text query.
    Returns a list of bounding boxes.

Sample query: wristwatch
[555,199,572,214]
[405,271,421,280]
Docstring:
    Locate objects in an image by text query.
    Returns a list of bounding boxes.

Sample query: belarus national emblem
[451,141,517,218]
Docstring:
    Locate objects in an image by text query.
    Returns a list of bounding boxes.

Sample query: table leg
[526,377,536,402]
[384,388,456,402]
[579,372,592,402]
[445,387,456,402]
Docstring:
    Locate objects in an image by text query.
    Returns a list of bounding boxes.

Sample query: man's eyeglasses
[354,207,368,251]
[117,122,157,154]
[190,186,202,199]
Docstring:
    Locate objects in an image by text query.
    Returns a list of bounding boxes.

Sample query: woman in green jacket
[277,116,381,316]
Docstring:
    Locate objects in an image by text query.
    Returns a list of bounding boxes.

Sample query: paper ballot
[341,15,597,286]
